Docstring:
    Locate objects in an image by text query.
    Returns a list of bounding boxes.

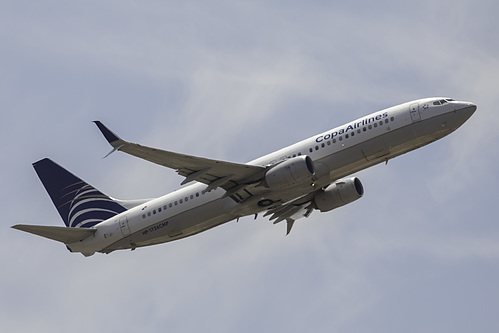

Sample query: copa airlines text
[13,97,476,256]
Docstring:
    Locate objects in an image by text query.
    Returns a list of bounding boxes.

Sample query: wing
[94,122,266,201]
[263,191,317,235]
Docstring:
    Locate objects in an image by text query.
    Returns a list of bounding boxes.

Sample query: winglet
[93,121,126,157]
[286,219,295,235]
[93,121,124,147]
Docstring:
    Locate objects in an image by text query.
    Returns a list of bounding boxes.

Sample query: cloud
[2,1,499,332]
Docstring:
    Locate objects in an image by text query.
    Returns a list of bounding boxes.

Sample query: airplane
[12,97,476,256]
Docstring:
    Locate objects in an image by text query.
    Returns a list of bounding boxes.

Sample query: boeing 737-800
[12,97,476,256]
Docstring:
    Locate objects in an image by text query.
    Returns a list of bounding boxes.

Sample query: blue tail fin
[33,158,126,228]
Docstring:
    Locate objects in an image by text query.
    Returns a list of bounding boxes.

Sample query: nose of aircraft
[459,101,476,110]
[455,101,477,123]
[455,100,476,112]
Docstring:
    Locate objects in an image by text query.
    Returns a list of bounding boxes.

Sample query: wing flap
[12,224,96,244]
[264,192,317,235]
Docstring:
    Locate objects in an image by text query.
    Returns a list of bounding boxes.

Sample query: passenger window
[390,117,394,121]
[158,207,161,212]
[357,129,361,134]
[345,134,349,138]
[179,199,183,204]
[142,214,146,219]
[315,146,319,150]
[169,203,173,208]
[339,136,343,141]
[368,125,372,129]
[333,139,336,143]
[196,192,199,197]
[164,205,167,210]
[190,195,194,199]
[148,212,151,217]
[309,148,313,153]
[321,143,325,148]
[374,123,378,128]
[327,141,331,145]
[385,119,389,124]
[174,201,178,206]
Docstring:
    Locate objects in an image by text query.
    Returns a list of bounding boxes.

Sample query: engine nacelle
[265,155,316,189]
[313,177,364,212]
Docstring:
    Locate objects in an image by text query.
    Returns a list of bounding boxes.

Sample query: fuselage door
[119,216,131,236]
[410,103,421,122]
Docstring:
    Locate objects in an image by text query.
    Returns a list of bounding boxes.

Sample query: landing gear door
[410,103,421,122]
[119,216,131,236]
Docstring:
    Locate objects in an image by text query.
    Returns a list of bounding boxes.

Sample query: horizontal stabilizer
[12,224,96,244]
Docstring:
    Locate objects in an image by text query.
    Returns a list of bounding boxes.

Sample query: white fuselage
[68,98,476,255]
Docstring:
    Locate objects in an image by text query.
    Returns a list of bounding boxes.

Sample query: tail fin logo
[33,158,126,228]
[64,183,126,228]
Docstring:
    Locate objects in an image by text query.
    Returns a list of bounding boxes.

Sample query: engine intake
[314,177,364,212]
[265,155,316,189]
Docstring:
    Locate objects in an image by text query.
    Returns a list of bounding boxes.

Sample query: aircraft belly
[131,213,235,248]
[101,197,238,251]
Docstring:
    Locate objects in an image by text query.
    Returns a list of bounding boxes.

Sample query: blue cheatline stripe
[33,158,126,228]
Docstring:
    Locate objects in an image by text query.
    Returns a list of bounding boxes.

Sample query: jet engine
[313,177,364,212]
[265,155,316,189]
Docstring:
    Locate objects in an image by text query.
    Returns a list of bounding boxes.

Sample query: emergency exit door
[410,103,421,122]
[119,216,131,236]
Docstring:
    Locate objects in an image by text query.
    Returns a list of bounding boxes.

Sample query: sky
[2,0,499,332]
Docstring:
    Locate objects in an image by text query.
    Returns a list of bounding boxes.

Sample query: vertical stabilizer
[33,158,126,228]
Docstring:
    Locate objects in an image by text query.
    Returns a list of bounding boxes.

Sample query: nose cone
[461,102,477,117]
[454,101,476,125]
[454,99,476,112]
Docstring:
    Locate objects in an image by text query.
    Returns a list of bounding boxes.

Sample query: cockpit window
[433,98,454,106]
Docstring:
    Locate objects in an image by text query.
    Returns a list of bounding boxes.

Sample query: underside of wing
[263,191,317,235]
[94,122,266,201]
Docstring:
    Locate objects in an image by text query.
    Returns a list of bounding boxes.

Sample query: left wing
[94,122,266,200]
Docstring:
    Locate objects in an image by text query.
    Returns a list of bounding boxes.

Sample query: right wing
[94,121,267,200]
[263,191,317,235]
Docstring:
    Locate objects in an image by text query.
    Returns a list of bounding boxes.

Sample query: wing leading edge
[93,121,266,201]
